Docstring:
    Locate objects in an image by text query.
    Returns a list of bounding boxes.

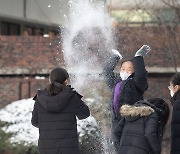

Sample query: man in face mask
[103,45,151,149]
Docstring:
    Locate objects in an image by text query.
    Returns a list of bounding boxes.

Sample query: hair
[170,73,180,86]
[46,67,69,95]
[147,98,170,126]
[46,82,66,96]
[120,58,134,66]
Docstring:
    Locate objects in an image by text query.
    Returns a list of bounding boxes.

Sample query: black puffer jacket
[113,103,162,154]
[103,55,148,137]
[31,87,90,154]
[171,91,180,154]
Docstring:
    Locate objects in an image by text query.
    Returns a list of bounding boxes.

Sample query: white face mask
[170,89,174,97]
[120,72,131,80]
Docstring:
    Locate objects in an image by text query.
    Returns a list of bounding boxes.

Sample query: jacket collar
[171,90,180,105]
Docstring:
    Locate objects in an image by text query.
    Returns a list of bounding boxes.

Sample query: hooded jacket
[171,90,180,154]
[31,87,90,154]
[113,104,162,154]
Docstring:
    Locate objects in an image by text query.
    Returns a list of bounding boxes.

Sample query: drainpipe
[23,0,27,18]
[28,79,31,98]
[19,80,22,100]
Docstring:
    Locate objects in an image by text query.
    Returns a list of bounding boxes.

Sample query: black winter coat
[113,104,162,154]
[171,91,180,154]
[31,87,90,154]
[103,55,148,138]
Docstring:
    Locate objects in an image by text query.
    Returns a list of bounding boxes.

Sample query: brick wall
[115,26,180,68]
[0,26,179,72]
[0,36,64,71]
[0,26,179,104]
[0,77,19,107]
[144,76,171,100]
[0,77,48,108]
[0,75,172,108]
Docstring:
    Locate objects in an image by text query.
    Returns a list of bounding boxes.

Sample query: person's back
[31,67,90,154]
[113,98,169,154]
[114,103,157,154]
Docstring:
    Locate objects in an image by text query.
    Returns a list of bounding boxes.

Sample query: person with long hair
[31,67,90,154]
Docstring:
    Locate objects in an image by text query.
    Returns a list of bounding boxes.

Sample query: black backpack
[136,100,165,143]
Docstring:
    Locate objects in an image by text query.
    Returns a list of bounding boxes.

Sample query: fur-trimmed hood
[120,104,155,118]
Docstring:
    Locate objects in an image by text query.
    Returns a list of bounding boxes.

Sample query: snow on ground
[0,98,98,145]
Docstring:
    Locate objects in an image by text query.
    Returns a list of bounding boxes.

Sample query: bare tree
[109,0,180,72]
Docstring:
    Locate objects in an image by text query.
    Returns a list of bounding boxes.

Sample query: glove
[135,45,151,57]
[112,49,123,59]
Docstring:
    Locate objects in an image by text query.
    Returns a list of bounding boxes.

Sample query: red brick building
[0,26,179,106]
[0,26,179,154]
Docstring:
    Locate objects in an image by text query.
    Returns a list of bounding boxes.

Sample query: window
[1,22,20,35]
[25,26,44,36]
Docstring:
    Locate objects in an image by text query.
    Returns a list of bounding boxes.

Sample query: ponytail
[46,82,66,95]
[47,67,69,95]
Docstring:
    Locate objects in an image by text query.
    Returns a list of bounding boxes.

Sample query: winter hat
[50,67,69,84]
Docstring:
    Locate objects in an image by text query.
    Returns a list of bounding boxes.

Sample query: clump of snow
[0,98,98,145]
[85,98,95,103]
[77,116,99,138]
[62,0,115,92]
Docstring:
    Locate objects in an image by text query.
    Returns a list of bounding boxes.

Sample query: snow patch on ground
[0,98,98,145]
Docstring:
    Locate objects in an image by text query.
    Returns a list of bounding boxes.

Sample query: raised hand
[135,45,151,57]
[112,49,123,59]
